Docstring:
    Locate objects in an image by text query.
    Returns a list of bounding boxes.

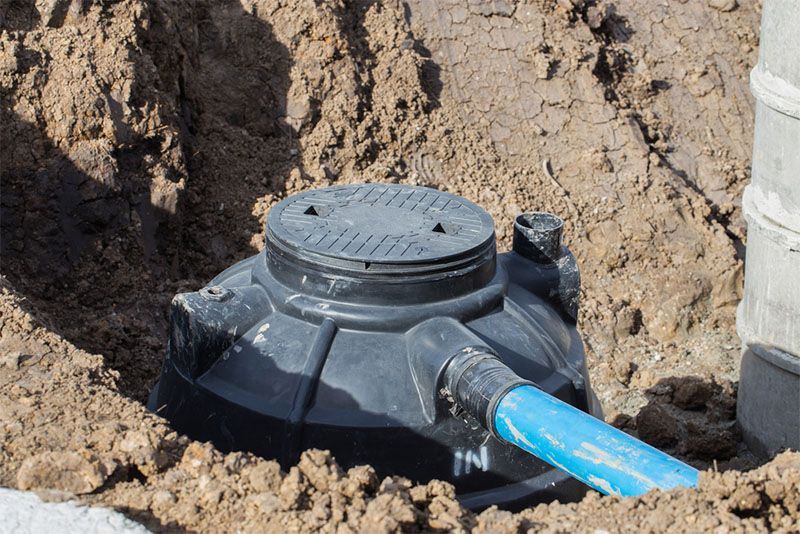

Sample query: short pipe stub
[513,212,564,263]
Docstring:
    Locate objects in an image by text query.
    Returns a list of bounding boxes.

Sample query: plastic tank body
[149,184,601,509]
[738,0,800,456]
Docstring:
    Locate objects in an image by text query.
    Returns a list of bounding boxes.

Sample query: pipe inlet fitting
[443,349,533,435]
[443,347,699,497]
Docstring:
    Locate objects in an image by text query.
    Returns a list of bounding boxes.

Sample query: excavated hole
[2,2,788,529]
[1,0,299,404]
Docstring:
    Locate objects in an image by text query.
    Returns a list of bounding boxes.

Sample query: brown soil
[1,0,798,531]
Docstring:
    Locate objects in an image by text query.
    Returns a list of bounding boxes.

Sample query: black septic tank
[149,184,601,509]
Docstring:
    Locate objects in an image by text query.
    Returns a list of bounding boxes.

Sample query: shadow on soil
[0,2,296,402]
[610,375,760,469]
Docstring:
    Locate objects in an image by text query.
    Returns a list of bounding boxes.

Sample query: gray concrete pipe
[737,0,800,457]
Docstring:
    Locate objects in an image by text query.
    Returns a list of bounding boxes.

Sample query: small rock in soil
[673,378,716,410]
[1,351,23,369]
[708,0,738,12]
[636,404,681,448]
[17,451,108,495]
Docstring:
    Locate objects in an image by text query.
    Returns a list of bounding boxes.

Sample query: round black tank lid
[266,184,495,275]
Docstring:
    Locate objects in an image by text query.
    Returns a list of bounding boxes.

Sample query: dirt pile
[1,280,798,532]
[486,451,800,532]
[2,0,796,531]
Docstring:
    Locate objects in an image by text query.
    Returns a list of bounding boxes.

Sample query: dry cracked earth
[1,0,799,531]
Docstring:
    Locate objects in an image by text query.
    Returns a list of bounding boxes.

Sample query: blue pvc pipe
[494,385,699,497]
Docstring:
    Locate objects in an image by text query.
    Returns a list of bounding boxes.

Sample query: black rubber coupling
[444,348,534,438]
